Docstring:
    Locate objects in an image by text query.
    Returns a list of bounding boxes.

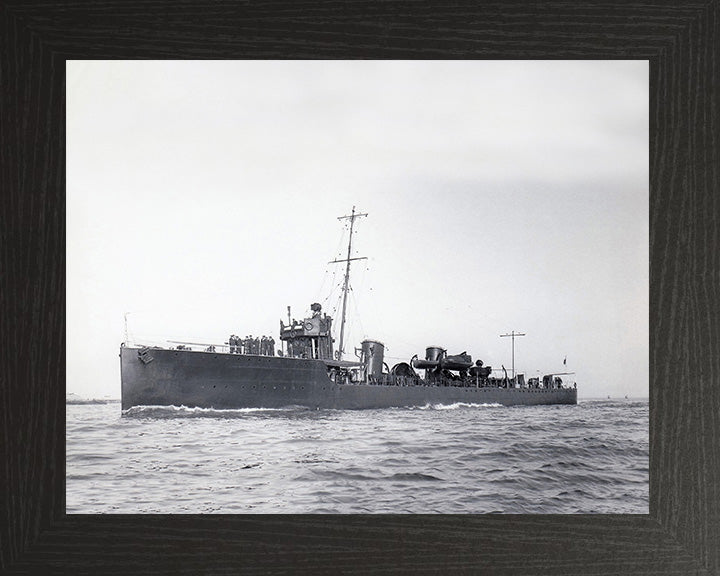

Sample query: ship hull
[120,346,577,411]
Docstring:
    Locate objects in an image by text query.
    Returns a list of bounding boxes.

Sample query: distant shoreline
[66,397,648,406]
[66,398,120,405]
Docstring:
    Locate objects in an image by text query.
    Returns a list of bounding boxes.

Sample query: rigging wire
[347,284,365,352]
[315,225,347,305]
[318,223,348,308]
[331,288,343,329]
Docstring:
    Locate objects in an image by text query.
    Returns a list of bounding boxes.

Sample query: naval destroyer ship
[120,207,577,411]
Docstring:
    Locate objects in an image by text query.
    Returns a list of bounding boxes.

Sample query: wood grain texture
[1,1,718,574]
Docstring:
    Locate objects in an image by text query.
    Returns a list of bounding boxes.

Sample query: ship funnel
[360,340,385,380]
[412,346,446,371]
[425,346,445,363]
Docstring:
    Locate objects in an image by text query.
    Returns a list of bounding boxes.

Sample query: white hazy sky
[67,60,648,399]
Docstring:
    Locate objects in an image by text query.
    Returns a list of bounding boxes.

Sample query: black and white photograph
[66,60,648,514]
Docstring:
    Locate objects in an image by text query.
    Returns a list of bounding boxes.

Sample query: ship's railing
[363,373,568,389]
[130,340,286,356]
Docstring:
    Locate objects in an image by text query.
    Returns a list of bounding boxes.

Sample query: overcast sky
[67,60,648,399]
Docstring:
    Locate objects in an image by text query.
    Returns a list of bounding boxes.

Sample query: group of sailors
[227,334,275,356]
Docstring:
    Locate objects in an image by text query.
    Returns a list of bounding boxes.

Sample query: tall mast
[500,330,526,378]
[329,206,367,360]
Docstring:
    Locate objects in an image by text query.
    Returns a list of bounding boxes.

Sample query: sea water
[66,399,648,514]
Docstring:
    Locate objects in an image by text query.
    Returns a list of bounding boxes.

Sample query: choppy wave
[431,402,503,410]
[121,402,506,418]
[67,399,648,514]
[122,404,305,418]
[402,402,504,411]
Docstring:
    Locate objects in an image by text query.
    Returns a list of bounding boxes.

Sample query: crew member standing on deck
[268,336,275,356]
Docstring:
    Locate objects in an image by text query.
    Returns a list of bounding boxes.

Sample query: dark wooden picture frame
[2,2,718,574]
